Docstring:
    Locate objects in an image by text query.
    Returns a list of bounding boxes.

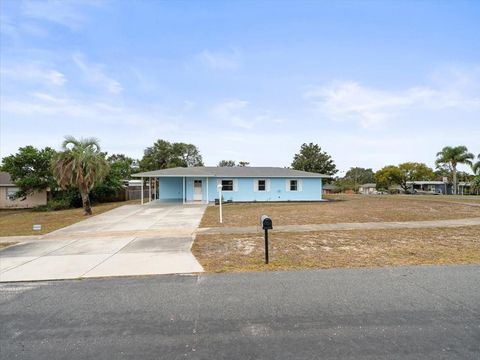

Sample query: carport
[136,175,210,205]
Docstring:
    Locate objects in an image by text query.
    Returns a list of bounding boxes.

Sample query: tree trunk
[79,188,92,215]
[452,168,457,195]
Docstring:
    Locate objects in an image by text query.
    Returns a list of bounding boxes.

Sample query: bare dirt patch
[192,226,480,272]
[200,195,480,228]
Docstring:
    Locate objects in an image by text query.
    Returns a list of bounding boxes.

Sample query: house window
[258,180,266,191]
[290,180,298,191]
[6,187,19,200]
[221,180,234,191]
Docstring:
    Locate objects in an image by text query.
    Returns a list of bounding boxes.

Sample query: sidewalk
[196,216,480,234]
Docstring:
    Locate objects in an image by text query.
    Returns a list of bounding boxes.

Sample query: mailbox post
[260,215,273,264]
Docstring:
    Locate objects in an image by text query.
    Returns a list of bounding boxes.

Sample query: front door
[193,180,202,201]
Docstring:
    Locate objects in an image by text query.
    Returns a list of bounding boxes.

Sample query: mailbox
[260,215,273,230]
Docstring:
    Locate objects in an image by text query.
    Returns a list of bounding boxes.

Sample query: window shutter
[234,179,238,192]
[298,179,303,192]
[253,179,257,192]
[266,179,271,192]
[285,180,290,192]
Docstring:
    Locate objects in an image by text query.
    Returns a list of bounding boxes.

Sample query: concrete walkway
[0,203,207,282]
[197,216,480,234]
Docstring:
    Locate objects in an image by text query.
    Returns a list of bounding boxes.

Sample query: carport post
[149,177,152,203]
[141,177,144,205]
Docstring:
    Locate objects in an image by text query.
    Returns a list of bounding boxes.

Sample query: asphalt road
[1,265,479,359]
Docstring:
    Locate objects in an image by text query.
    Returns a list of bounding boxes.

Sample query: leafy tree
[435,146,474,194]
[106,154,134,180]
[344,167,375,184]
[472,154,480,175]
[375,165,403,191]
[90,154,134,200]
[140,140,203,171]
[342,167,375,191]
[291,143,337,176]
[52,136,109,215]
[218,160,236,167]
[397,162,435,191]
[1,146,57,199]
[471,176,480,195]
[375,163,435,192]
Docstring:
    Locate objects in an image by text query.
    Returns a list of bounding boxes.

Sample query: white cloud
[211,99,254,129]
[1,92,178,129]
[197,48,240,70]
[72,54,123,94]
[305,68,480,127]
[210,100,290,129]
[0,63,66,86]
[21,0,103,30]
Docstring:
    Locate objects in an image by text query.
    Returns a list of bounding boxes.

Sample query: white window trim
[253,179,270,192]
[286,179,302,192]
[219,179,235,192]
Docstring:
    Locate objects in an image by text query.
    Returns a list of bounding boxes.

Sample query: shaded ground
[0,200,140,237]
[200,195,480,228]
[192,226,480,272]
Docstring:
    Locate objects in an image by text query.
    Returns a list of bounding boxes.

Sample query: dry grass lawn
[193,226,480,272]
[200,195,480,228]
[0,200,140,237]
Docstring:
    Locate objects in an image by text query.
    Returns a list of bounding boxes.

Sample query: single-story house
[132,167,329,204]
[358,183,377,195]
[406,181,451,195]
[322,184,336,194]
[0,172,47,209]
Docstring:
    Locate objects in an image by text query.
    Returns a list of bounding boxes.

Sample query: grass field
[193,226,480,272]
[195,195,480,272]
[200,195,480,228]
[0,200,140,237]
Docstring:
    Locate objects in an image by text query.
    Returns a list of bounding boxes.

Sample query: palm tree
[52,136,109,215]
[472,154,480,175]
[435,146,474,195]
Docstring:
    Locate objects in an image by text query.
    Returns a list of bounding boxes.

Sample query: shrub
[33,198,72,212]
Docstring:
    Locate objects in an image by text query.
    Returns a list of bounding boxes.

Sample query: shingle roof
[0,172,14,185]
[132,167,330,178]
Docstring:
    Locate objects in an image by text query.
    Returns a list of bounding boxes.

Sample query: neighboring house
[322,184,336,194]
[406,181,452,195]
[0,172,47,209]
[132,167,329,204]
[458,182,472,195]
[358,183,377,195]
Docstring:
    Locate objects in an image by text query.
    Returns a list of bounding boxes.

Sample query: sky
[1,0,479,174]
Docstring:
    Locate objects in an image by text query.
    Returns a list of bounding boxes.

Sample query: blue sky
[1,0,479,173]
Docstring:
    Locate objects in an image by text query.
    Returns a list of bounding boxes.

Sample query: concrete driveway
[0,203,206,282]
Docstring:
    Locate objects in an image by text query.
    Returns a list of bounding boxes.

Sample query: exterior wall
[156,176,323,202]
[359,187,376,195]
[185,177,209,202]
[158,177,183,201]
[0,187,47,209]
[207,177,322,202]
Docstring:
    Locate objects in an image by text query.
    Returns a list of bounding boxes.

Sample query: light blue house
[133,167,329,204]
